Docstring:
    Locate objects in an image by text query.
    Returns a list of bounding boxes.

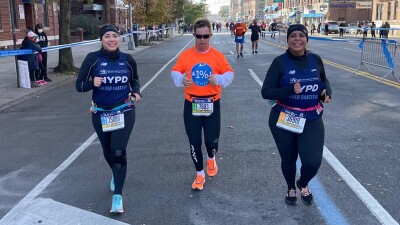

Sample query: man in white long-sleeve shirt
[171,18,234,191]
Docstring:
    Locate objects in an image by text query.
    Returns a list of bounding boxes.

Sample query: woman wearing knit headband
[261,24,332,206]
[76,24,142,213]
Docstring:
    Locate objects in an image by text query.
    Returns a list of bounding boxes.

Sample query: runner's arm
[261,57,295,100]
[125,54,141,96]
[171,70,184,87]
[76,52,97,92]
[215,72,234,88]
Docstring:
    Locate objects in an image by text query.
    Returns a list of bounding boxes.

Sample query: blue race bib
[191,63,212,86]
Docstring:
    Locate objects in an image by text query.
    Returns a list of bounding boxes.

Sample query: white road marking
[343,47,362,53]
[229,50,235,55]
[0,39,195,225]
[9,198,129,225]
[248,69,398,225]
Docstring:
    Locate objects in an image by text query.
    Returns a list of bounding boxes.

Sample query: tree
[54,0,78,75]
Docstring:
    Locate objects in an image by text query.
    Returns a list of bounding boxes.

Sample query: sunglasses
[194,34,211,39]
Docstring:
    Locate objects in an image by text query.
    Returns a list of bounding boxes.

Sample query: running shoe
[110,194,124,213]
[191,174,205,191]
[296,180,313,205]
[44,78,52,82]
[207,159,218,177]
[255,51,258,54]
[110,176,115,192]
[237,54,240,59]
[285,188,298,206]
[240,53,243,57]
[252,51,254,54]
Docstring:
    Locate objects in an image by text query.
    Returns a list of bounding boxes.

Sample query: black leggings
[184,99,220,171]
[268,109,324,189]
[92,109,135,195]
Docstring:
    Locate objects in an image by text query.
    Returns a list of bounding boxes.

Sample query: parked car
[346,23,358,34]
[320,21,339,34]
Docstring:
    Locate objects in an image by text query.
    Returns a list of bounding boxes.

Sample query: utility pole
[128,3,134,50]
[8,0,20,87]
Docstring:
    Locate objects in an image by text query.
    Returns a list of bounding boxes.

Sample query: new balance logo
[119,63,125,65]
[101,63,107,66]
[288,70,296,75]
[311,69,317,72]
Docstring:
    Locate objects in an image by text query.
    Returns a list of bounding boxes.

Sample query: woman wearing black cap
[76,24,141,213]
[261,24,332,206]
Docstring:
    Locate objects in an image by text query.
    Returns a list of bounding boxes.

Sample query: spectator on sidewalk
[371,22,376,38]
[363,22,369,38]
[19,31,45,87]
[35,24,52,82]
[339,21,345,36]
[324,23,329,36]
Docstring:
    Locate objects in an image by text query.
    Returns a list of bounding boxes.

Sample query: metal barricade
[353,38,400,83]
[277,29,287,48]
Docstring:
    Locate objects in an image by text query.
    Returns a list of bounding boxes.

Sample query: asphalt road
[0,32,399,225]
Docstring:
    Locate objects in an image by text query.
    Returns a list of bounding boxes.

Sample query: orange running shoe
[191,174,205,191]
[207,159,218,177]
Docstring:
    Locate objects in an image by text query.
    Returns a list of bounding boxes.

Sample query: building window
[43,1,49,27]
[376,4,383,20]
[10,0,19,29]
[388,2,391,20]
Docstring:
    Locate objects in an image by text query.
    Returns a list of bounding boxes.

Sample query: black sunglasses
[194,34,211,39]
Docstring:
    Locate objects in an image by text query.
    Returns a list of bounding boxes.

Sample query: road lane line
[343,47,362,53]
[0,39,195,225]
[323,147,398,225]
[0,133,97,224]
[249,69,398,225]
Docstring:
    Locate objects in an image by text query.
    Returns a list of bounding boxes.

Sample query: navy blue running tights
[268,109,324,190]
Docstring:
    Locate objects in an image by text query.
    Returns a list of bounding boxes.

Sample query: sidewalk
[0,38,164,111]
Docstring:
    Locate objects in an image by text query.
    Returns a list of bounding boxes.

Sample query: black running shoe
[285,189,298,206]
[255,51,258,54]
[44,78,52,82]
[240,53,243,57]
[252,51,254,54]
[296,180,313,205]
[237,54,240,59]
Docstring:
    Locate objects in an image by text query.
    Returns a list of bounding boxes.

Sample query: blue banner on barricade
[381,40,395,69]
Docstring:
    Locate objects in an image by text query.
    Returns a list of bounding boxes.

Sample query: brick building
[0,0,129,49]
[0,0,59,49]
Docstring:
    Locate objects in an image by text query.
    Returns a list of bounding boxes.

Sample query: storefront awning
[302,13,324,18]
[264,4,279,12]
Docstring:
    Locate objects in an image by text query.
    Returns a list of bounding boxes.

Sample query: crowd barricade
[353,38,400,83]
[260,29,286,48]
[276,29,287,48]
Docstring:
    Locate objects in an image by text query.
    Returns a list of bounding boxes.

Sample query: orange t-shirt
[172,46,233,101]
[234,22,247,36]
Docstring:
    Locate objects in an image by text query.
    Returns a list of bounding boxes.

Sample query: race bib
[100,111,125,132]
[192,98,214,116]
[191,63,212,86]
[237,36,243,40]
[276,109,306,134]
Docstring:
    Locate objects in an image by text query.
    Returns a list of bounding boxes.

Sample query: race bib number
[237,36,243,40]
[191,63,212,86]
[192,98,214,116]
[276,109,306,134]
[100,111,125,132]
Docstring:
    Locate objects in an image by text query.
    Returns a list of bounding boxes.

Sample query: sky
[202,0,229,14]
